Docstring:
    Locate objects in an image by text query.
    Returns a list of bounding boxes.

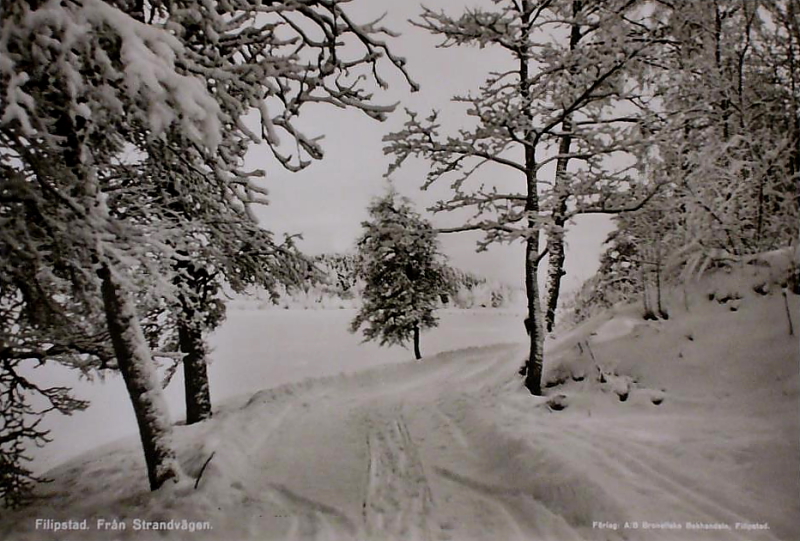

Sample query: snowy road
[211,344,589,541]
[192,342,788,541]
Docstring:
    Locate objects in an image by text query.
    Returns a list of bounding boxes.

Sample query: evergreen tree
[350,191,448,360]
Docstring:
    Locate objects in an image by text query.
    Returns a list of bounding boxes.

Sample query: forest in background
[236,253,522,311]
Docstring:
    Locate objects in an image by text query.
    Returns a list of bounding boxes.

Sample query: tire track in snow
[424,396,628,541]
[238,397,361,541]
[435,467,532,541]
[362,414,435,541]
[402,388,541,541]
[231,401,304,540]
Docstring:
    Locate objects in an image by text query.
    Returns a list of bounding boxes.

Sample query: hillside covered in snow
[1,254,797,541]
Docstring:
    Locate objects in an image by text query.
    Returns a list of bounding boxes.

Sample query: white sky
[245,0,615,292]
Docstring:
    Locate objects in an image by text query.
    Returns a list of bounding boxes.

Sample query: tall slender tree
[540,0,665,332]
[385,0,664,394]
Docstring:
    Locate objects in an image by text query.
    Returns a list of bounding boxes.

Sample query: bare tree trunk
[714,2,732,141]
[641,261,653,318]
[755,175,765,246]
[413,324,422,360]
[520,0,544,396]
[524,237,545,395]
[178,322,212,424]
[655,260,665,317]
[98,264,185,490]
[545,0,582,334]
[174,259,215,425]
[545,165,569,333]
[655,241,667,319]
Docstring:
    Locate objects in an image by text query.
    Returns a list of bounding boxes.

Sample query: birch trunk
[521,0,544,396]
[545,0,582,334]
[524,236,545,395]
[545,157,570,334]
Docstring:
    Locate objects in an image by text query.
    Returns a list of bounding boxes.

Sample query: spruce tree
[350,191,448,360]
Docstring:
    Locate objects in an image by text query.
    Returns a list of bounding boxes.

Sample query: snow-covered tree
[0,270,100,508]
[624,0,799,280]
[0,0,414,495]
[569,1,799,326]
[384,0,665,394]
[96,0,417,426]
[314,253,361,299]
[129,141,315,426]
[537,0,672,333]
[350,191,448,360]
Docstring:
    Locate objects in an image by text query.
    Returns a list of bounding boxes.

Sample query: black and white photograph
[0,0,798,539]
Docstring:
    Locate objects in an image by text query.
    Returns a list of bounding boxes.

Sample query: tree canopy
[0,0,415,504]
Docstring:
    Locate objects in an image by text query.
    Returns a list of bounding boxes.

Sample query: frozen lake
[28,307,526,473]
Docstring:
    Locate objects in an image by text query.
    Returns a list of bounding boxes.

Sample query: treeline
[242,253,521,311]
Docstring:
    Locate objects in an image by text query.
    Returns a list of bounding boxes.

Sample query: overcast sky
[245,0,615,292]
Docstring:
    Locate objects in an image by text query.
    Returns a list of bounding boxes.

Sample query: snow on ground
[23,308,526,474]
[1,265,798,541]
